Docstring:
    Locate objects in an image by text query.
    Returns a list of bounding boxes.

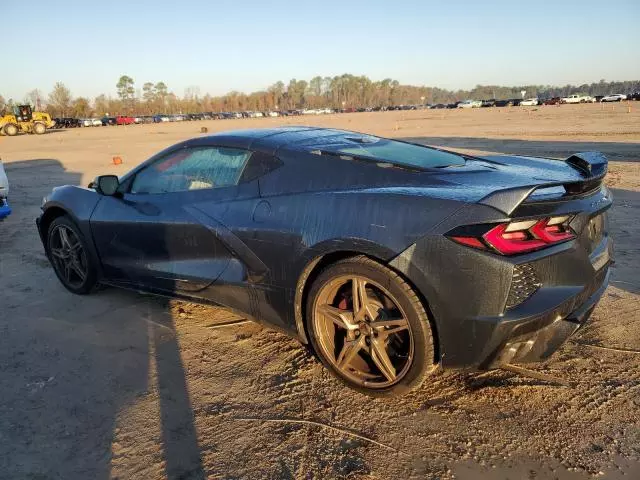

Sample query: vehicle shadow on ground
[0,158,204,479]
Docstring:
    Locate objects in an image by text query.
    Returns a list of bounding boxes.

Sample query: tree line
[1,75,639,118]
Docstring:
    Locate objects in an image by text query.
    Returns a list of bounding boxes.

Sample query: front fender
[39,186,104,275]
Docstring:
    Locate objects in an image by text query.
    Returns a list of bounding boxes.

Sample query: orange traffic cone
[112,156,122,165]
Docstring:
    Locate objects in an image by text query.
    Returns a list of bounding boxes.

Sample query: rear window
[320,136,465,169]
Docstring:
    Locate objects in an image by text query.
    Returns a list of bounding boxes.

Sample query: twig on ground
[501,364,574,388]
[570,340,640,355]
[143,317,174,332]
[233,416,407,456]
[206,319,252,329]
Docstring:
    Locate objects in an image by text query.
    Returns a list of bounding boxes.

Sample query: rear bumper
[390,210,613,369]
[481,266,609,368]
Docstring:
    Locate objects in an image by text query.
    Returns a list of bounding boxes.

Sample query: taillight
[449,216,575,255]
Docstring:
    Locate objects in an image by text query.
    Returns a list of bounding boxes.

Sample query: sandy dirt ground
[0,104,639,480]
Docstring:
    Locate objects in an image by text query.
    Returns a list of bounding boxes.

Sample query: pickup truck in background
[0,159,11,221]
[561,94,596,104]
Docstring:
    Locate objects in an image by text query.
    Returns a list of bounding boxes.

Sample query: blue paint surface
[0,199,11,220]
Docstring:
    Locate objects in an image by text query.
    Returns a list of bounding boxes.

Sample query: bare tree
[48,82,72,117]
[94,94,108,116]
[72,97,92,118]
[23,89,43,109]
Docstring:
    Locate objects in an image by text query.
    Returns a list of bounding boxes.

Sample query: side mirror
[93,175,120,196]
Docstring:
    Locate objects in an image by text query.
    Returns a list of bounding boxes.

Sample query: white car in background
[601,94,627,102]
[79,118,93,127]
[91,118,103,127]
[0,159,11,221]
[520,98,539,106]
[457,100,482,108]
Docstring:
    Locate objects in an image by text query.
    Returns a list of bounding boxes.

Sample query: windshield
[320,136,465,169]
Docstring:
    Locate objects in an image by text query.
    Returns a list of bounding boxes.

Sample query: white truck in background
[562,94,596,104]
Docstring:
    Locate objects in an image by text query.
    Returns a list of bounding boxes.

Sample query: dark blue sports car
[37,127,613,396]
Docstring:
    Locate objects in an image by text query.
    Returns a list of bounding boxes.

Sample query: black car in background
[53,117,82,128]
[37,127,613,396]
[101,117,117,126]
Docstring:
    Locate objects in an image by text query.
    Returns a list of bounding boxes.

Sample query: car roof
[188,126,371,153]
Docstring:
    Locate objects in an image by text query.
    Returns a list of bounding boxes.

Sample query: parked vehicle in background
[520,98,540,106]
[116,115,135,125]
[628,92,640,101]
[91,118,103,127]
[562,94,596,104]
[481,99,496,107]
[430,104,447,109]
[457,100,482,108]
[37,127,613,396]
[153,115,170,123]
[600,94,627,102]
[494,99,513,107]
[542,97,562,105]
[54,117,82,128]
[0,159,10,221]
[79,118,93,127]
[133,117,143,124]
[101,117,116,126]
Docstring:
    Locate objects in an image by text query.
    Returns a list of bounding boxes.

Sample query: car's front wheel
[47,215,98,294]
[306,256,436,397]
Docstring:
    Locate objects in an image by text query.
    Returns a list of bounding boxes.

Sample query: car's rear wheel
[47,216,98,294]
[306,256,436,397]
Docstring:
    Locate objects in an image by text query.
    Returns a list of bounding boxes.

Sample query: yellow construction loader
[0,105,55,136]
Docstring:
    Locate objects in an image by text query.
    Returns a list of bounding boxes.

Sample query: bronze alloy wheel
[49,224,89,289]
[312,274,414,388]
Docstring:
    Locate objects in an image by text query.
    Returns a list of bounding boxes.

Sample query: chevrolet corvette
[37,127,613,396]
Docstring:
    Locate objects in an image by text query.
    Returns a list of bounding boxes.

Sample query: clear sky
[4,0,640,101]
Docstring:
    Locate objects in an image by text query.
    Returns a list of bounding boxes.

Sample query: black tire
[47,215,98,294]
[305,255,436,397]
[4,123,18,136]
[33,122,46,134]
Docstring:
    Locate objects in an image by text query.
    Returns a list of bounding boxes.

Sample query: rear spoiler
[479,152,608,215]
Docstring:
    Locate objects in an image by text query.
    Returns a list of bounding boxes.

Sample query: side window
[131,147,251,194]
[239,151,283,183]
